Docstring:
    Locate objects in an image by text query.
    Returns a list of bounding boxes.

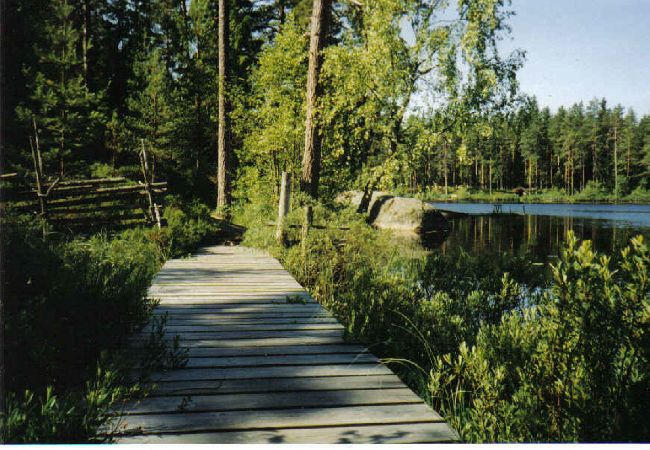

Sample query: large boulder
[368,196,448,233]
[337,191,448,233]
[335,190,390,213]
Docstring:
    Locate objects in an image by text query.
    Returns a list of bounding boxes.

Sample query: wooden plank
[153,281,303,286]
[144,335,346,348]
[180,352,378,368]
[152,304,327,314]
[179,344,371,358]
[146,374,406,396]
[160,317,339,326]
[47,181,167,198]
[119,388,419,415]
[147,363,392,383]
[48,202,147,214]
[134,329,344,342]
[152,297,316,306]
[114,422,457,444]
[159,322,344,332]
[154,312,331,320]
[47,177,126,187]
[108,403,444,436]
[149,287,307,295]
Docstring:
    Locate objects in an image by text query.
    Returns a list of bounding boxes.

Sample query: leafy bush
[160,199,221,258]
[574,180,611,201]
[430,233,650,442]
[626,186,650,203]
[2,356,140,443]
[89,162,119,179]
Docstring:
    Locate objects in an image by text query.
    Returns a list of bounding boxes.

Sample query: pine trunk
[301,0,330,198]
[217,0,231,211]
[614,126,618,197]
[83,0,89,88]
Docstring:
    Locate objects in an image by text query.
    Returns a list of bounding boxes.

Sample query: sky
[502,0,650,115]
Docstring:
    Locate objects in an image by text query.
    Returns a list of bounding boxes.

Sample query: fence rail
[1,175,167,231]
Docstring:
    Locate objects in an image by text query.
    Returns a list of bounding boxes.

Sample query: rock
[369,196,448,233]
[337,190,449,233]
[335,190,390,213]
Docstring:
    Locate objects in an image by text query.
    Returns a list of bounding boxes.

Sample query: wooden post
[276,172,291,244]
[140,140,161,228]
[301,205,313,259]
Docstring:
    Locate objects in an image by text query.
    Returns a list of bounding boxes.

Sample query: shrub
[574,180,611,201]
[429,233,650,442]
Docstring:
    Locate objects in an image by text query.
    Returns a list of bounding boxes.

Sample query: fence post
[301,204,313,260]
[140,140,161,228]
[276,171,291,244]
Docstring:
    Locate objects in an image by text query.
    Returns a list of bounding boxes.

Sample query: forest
[2,0,649,443]
[6,0,649,202]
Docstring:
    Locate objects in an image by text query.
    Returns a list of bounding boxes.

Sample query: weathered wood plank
[146,374,406,396]
[114,422,457,444]
[146,363,392,383]
[179,344,371,358]
[153,304,325,314]
[149,335,346,348]
[109,403,444,436]
[151,295,316,305]
[119,388,419,415]
[159,317,339,326]
[179,352,378,369]
[134,329,344,342]
[159,322,344,332]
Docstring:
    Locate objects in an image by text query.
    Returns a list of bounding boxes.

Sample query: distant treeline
[401,98,650,196]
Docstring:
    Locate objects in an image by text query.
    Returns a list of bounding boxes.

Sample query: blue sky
[503,0,650,115]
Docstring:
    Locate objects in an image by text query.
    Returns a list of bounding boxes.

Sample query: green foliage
[2,355,140,443]
[159,198,222,258]
[16,0,106,176]
[2,202,217,442]
[430,232,650,442]
[235,16,308,191]
[574,180,610,201]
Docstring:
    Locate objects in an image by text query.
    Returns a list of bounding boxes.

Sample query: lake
[426,202,650,260]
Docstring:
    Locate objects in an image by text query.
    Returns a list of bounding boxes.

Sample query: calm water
[427,202,650,260]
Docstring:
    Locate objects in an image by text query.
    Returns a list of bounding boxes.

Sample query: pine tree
[126,49,173,171]
[17,0,105,177]
[301,0,331,198]
[217,0,232,212]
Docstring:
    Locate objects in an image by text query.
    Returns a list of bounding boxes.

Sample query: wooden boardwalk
[111,245,457,444]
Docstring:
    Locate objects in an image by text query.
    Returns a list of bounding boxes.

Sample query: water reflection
[436,214,650,261]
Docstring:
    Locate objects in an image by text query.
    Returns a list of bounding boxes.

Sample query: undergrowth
[1,200,216,443]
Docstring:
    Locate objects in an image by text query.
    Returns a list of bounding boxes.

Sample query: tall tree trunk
[443,141,449,195]
[277,0,286,31]
[301,0,331,198]
[217,0,231,211]
[613,126,618,197]
[82,0,89,88]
